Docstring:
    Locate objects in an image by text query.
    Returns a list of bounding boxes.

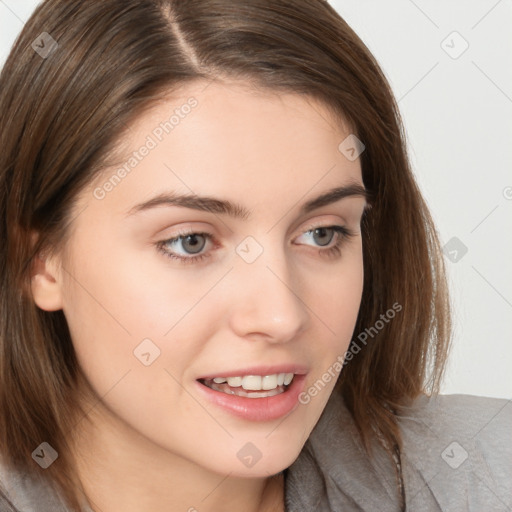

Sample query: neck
[70,402,285,512]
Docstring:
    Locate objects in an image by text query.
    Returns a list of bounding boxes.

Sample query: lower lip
[195,374,307,422]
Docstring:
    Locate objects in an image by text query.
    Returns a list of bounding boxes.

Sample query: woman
[0,1,509,511]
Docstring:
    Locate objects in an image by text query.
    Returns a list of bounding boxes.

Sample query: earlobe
[30,251,64,311]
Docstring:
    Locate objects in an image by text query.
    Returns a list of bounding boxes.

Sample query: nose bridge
[228,239,309,342]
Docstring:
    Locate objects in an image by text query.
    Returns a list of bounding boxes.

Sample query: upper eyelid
[154,204,364,239]
[163,222,350,249]
[165,221,348,238]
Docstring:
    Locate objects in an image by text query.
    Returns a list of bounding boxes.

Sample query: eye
[156,225,357,265]
[156,231,214,265]
[294,225,356,259]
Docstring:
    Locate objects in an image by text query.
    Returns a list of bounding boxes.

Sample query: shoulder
[399,392,511,432]
[398,393,512,511]
[398,392,511,461]
[398,393,511,461]
[0,456,72,512]
[285,392,512,512]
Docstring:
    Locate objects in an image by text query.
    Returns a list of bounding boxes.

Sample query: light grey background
[1,0,511,399]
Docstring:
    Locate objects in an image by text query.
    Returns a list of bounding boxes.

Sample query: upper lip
[197,364,309,380]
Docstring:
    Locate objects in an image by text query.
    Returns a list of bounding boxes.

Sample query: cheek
[296,263,363,424]
[312,248,364,340]
[60,242,227,389]
[301,248,364,397]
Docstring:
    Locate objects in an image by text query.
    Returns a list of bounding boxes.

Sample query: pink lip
[195,372,308,422]
[197,364,309,380]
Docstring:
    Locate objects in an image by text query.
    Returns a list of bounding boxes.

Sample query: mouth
[198,372,295,398]
[195,367,308,421]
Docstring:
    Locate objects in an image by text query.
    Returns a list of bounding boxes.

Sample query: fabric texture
[285,392,512,511]
[1,393,511,511]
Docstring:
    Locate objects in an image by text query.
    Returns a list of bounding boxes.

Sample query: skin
[31,80,367,512]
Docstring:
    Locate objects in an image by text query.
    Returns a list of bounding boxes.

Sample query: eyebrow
[125,182,370,220]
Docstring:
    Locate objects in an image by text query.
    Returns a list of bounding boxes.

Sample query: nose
[227,249,310,344]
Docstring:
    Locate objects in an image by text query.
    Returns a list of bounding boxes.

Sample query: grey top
[1,392,511,511]
[285,391,512,511]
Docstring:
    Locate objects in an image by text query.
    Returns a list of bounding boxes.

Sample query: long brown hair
[0,0,451,509]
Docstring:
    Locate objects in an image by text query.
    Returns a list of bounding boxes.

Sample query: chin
[203,429,309,478]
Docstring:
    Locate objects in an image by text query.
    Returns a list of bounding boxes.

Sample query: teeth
[208,383,284,398]
[207,372,294,391]
[261,374,277,390]
[226,376,243,387]
[242,375,262,390]
[283,373,294,385]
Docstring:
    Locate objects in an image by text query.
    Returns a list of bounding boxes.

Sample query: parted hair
[0,0,451,509]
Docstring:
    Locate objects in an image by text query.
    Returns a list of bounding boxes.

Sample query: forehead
[77,80,362,219]
[107,79,352,160]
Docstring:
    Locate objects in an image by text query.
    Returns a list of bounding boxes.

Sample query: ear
[30,236,64,312]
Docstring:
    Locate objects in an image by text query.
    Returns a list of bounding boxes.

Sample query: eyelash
[155,225,356,265]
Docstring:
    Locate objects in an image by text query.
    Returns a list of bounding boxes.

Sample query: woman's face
[39,80,367,477]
